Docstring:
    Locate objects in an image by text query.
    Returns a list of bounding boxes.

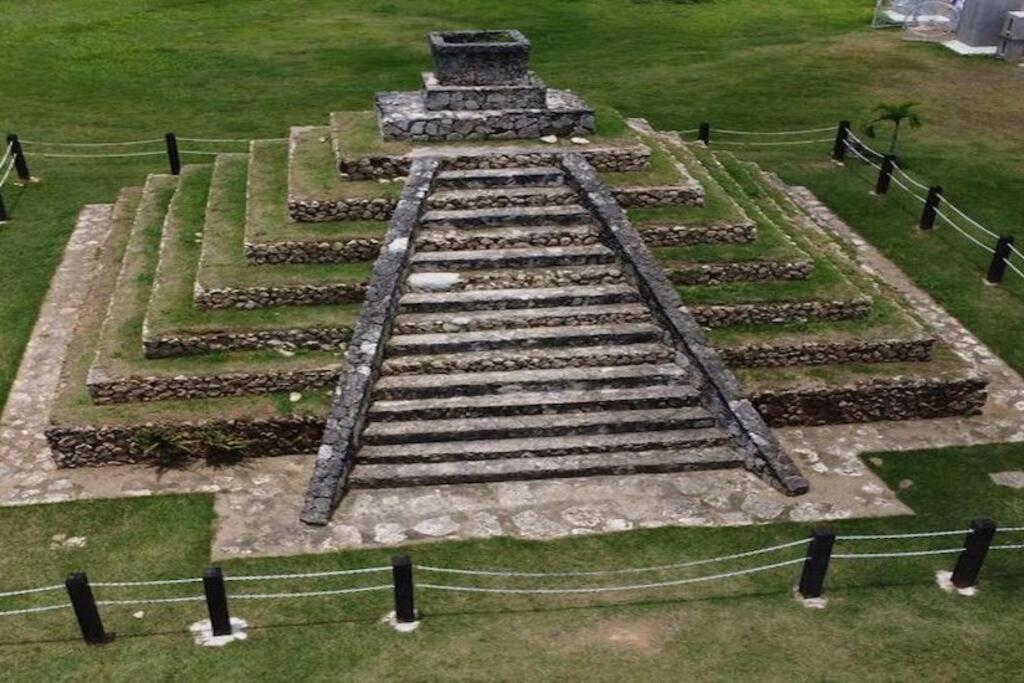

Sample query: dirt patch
[551,616,672,655]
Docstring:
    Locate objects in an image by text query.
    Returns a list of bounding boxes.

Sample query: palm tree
[863,102,924,157]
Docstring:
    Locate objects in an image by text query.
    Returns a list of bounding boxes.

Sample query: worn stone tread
[357,427,733,463]
[427,185,576,204]
[416,224,599,246]
[382,342,673,375]
[367,384,701,421]
[387,322,665,355]
[372,362,690,399]
[394,302,651,333]
[409,244,615,271]
[434,166,565,190]
[420,204,591,229]
[398,284,640,313]
[362,406,715,445]
[349,446,744,488]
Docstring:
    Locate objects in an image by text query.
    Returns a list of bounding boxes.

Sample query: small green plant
[136,427,193,472]
[863,102,924,157]
[195,427,253,468]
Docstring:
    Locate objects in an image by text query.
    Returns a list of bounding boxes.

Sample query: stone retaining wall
[415,228,599,252]
[752,376,988,427]
[426,187,578,210]
[409,266,625,293]
[721,338,935,368]
[288,197,394,223]
[668,260,813,286]
[393,307,650,335]
[637,222,757,247]
[195,282,369,310]
[244,239,382,265]
[143,327,351,358]
[338,147,651,180]
[86,368,340,404]
[690,297,872,328]
[613,185,704,209]
[46,416,324,468]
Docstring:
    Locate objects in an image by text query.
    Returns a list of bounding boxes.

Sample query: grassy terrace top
[330,106,637,159]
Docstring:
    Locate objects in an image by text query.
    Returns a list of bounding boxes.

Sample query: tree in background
[863,101,924,157]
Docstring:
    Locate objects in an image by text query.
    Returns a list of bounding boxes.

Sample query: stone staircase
[341,164,749,491]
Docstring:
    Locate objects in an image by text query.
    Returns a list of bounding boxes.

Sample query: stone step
[415,224,600,252]
[361,406,716,446]
[381,342,674,375]
[398,284,641,313]
[350,446,743,489]
[357,427,732,464]
[406,265,626,293]
[394,302,652,334]
[434,166,565,190]
[427,186,578,211]
[420,204,591,230]
[368,385,702,422]
[372,363,690,400]
[386,323,665,356]
[409,245,615,272]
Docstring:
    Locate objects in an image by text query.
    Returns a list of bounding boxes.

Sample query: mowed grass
[1,445,1023,680]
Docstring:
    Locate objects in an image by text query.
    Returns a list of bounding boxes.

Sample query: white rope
[0,159,15,188]
[1007,245,1024,262]
[837,529,968,540]
[418,558,805,595]
[0,584,65,598]
[888,174,928,204]
[418,539,808,578]
[1003,259,1024,280]
[935,208,998,255]
[0,142,12,169]
[938,198,1001,240]
[990,544,1024,550]
[177,137,286,143]
[19,137,164,147]
[225,566,391,582]
[92,578,201,588]
[844,132,887,160]
[26,150,167,159]
[712,138,835,147]
[892,166,931,192]
[180,150,227,156]
[844,142,883,171]
[0,603,70,618]
[679,128,700,134]
[713,126,835,136]
[833,547,964,559]
[97,596,205,606]
[232,585,392,600]
[998,526,1024,533]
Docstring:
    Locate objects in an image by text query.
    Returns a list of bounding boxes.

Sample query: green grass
[289,127,402,202]
[1,444,1023,680]
[248,139,388,245]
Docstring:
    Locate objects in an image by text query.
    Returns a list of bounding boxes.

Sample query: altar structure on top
[375,30,596,142]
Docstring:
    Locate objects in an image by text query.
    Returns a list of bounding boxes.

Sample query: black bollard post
[202,567,233,637]
[698,122,711,146]
[65,573,112,645]
[798,528,836,599]
[986,236,1015,284]
[6,134,31,183]
[165,133,181,176]
[875,155,895,195]
[0,188,8,223]
[951,518,997,589]
[919,186,944,231]
[831,120,851,161]
[391,555,416,624]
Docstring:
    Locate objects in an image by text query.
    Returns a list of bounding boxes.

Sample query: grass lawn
[3,1,1024,678]
[1,444,1023,680]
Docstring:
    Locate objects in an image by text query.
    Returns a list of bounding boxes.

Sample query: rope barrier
[0,584,65,598]
[418,558,806,595]
[418,538,809,578]
[893,166,931,192]
[180,150,229,156]
[92,578,202,588]
[97,596,205,606]
[844,142,883,171]
[177,137,287,143]
[999,526,1024,533]
[0,604,70,618]
[19,138,164,147]
[833,547,964,559]
[711,138,835,147]
[990,543,1024,550]
[887,174,928,204]
[232,585,392,600]
[837,529,969,540]
[713,126,836,136]
[938,198,1001,240]
[224,566,392,582]
[25,150,168,159]
[0,142,13,169]
[934,208,998,255]
[0,159,15,188]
